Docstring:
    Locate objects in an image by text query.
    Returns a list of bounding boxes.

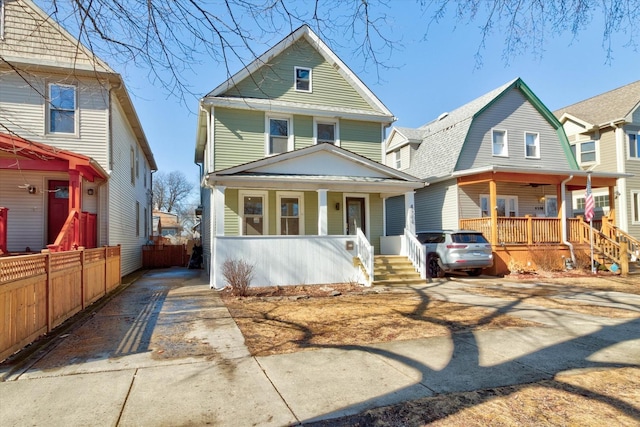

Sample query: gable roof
[205,25,393,116]
[394,78,576,180]
[554,80,640,127]
[205,143,423,193]
[0,0,157,171]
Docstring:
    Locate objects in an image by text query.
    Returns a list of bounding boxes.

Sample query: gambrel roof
[391,78,576,181]
[554,80,640,127]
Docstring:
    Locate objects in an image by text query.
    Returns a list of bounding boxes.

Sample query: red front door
[48,180,69,244]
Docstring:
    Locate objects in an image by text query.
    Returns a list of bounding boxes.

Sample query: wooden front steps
[373,255,425,287]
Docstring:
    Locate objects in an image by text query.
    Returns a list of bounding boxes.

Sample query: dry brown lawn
[222,284,541,357]
[221,275,640,426]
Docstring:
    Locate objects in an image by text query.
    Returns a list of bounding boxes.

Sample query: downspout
[561,174,575,265]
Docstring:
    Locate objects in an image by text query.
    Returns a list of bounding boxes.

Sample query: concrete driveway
[1,269,639,426]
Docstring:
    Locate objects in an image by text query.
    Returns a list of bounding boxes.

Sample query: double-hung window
[492,129,508,156]
[525,132,540,158]
[295,67,311,92]
[49,84,76,133]
[628,131,640,159]
[267,117,291,155]
[394,150,402,169]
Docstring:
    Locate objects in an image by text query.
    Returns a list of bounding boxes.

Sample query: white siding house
[0,0,157,275]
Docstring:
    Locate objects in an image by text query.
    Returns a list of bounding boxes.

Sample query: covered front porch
[454,168,626,275]
[0,132,107,254]
[202,144,423,288]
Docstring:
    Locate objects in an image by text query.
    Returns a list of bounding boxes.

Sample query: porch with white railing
[403,228,426,279]
[210,231,375,289]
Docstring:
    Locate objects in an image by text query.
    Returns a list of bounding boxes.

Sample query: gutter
[561,174,575,265]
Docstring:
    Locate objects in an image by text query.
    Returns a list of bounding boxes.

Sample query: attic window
[295,67,311,92]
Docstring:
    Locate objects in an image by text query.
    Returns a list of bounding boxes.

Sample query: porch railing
[48,210,98,252]
[601,216,640,260]
[404,227,426,279]
[460,216,602,245]
[0,207,7,254]
[356,228,374,286]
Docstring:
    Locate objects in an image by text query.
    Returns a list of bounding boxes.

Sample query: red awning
[0,132,108,182]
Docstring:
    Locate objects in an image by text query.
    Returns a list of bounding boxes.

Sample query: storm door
[346,197,366,235]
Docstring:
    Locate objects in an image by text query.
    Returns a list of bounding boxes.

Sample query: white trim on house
[294,66,312,93]
[491,128,509,157]
[524,131,540,159]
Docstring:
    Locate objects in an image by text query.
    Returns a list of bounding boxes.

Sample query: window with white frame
[277,192,304,235]
[143,162,147,188]
[294,67,311,92]
[136,202,140,236]
[492,129,508,156]
[394,149,402,169]
[480,195,518,217]
[575,194,609,210]
[571,140,596,165]
[267,117,291,155]
[135,146,139,178]
[0,0,5,40]
[628,131,640,159]
[48,83,76,133]
[240,191,268,235]
[525,132,540,158]
[315,120,338,145]
[632,191,640,224]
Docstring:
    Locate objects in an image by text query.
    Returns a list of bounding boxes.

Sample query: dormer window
[295,67,311,92]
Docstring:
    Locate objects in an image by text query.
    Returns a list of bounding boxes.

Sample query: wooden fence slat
[0,246,121,361]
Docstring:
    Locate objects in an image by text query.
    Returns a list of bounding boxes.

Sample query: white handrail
[404,228,426,279]
[356,228,374,286]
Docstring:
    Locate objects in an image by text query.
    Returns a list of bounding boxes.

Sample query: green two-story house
[195,25,422,288]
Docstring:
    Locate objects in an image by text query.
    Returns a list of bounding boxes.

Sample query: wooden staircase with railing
[577,219,639,275]
[372,255,426,287]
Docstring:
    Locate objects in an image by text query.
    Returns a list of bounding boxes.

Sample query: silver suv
[416,230,493,278]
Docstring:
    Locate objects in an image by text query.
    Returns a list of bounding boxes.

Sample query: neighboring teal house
[384,78,626,276]
[195,25,422,288]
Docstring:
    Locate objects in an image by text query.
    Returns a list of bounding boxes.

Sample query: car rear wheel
[427,255,445,278]
[468,268,483,276]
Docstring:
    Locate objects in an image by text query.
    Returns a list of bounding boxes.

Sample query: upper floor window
[130,147,135,185]
[524,132,540,158]
[267,117,291,155]
[49,84,76,133]
[571,140,596,165]
[492,129,508,157]
[295,67,311,92]
[1,0,5,40]
[394,150,402,169]
[628,131,640,159]
[143,162,147,188]
[314,119,338,145]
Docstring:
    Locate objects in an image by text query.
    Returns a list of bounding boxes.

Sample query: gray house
[384,78,625,275]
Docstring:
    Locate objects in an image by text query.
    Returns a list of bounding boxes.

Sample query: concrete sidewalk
[1,269,638,426]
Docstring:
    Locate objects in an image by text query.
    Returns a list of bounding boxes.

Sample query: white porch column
[317,189,328,236]
[214,185,226,236]
[404,191,416,232]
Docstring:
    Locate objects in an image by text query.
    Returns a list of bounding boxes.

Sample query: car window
[452,233,488,244]
[417,233,445,244]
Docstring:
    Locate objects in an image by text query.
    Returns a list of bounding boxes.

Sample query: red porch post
[0,207,8,253]
[69,170,81,248]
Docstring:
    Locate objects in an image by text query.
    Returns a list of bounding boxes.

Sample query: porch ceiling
[456,170,621,189]
[205,173,423,195]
